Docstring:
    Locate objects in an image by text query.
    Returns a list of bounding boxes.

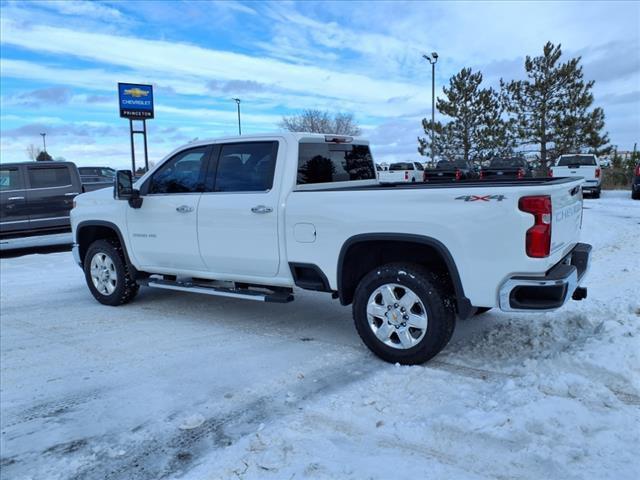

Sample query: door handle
[65,192,80,196]
[251,205,273,214]
[176,205,194,213]
[7,196,25,201]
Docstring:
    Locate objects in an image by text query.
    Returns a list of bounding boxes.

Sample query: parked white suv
[378,161,423,183]
[71,133,591,364]
[551,154,602,198]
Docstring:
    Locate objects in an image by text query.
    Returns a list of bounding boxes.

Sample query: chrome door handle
[8,196,25,201]
[251,205,273,214]
[176,205,194,213]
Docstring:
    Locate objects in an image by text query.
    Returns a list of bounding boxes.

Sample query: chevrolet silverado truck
[551,154,602,198]
[71,133,591,364]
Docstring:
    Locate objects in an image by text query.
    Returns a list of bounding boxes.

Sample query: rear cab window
[557,155,597,167]
[297,140,376,187]
[0,167,23,191]
[389,162,413,171]
[27,166,72,188]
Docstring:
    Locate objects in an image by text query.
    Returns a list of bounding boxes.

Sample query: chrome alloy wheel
[366,283,428,349]
[90,252,117,296]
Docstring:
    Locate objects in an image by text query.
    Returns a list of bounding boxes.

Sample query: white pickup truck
[71,133,591,364]
[550,154,602,198]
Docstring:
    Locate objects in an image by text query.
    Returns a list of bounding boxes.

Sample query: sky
[1,0,639,168]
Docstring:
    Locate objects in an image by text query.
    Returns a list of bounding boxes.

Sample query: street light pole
[232,98,242,135]
[40,132,47,153]
[422,52,439,163]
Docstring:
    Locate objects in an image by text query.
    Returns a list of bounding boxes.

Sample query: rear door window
[0,168,23,191]
[211,142,278,192]
[28,167,72,188]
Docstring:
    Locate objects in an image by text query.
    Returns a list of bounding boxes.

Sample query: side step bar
[138,278,294,303]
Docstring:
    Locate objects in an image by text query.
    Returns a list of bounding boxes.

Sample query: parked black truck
[423,160,477,182]
[480,157,533,180]
[0,161,83,239]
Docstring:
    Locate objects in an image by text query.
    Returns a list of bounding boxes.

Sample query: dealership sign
[118,83,154,119]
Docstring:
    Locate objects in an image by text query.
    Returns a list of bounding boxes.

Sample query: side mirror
[114,170,143,208]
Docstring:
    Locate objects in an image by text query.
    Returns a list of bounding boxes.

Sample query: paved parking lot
[1,191,639,480]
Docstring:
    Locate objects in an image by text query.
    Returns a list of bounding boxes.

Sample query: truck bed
[305,177,577,191]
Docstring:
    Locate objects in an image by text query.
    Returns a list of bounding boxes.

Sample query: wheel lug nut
[394,303,399,308]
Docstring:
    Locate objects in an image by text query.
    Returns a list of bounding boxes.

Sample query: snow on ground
[1,190,639,480]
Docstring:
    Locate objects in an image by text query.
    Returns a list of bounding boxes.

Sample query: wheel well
[338,237,471,317]
[77,225,120,264]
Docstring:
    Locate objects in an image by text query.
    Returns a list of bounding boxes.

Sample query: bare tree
[26,144,41,160]
[280,109,362,135]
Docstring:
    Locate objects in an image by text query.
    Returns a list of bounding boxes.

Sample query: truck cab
[551,154,602,198]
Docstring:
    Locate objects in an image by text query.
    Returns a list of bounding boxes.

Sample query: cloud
[207,79,267,94]
[14,87,72,107]
[2,121,125,139]
[32,0,124,21]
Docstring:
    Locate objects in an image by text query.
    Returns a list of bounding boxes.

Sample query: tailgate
[550,182,583,255]
[552,165,596,180]
[424,169,456,180]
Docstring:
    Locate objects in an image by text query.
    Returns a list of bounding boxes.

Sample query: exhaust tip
[572,287,587,301]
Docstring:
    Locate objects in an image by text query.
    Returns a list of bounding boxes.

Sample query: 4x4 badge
[456,195,506,202]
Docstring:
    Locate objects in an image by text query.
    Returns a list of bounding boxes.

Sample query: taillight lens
[548,169,553,177]
[519,195,552,258]
[517,168,524,179]
[405,171,409,180]
[636,165,640,176]
[595,167,601,178]
[455,169,462,181]
[479,170,484,179]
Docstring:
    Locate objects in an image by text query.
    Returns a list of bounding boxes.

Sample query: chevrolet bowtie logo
[124,88,149,98]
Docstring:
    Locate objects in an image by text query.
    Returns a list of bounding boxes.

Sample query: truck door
[25,164,79,231]
[0,166,28,235]
[126,146,211,271]
[197,141,281,277]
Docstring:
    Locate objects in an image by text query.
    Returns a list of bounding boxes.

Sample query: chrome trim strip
[30,216,70,222]
[0,219,29,224]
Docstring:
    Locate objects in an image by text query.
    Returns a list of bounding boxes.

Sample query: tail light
[455,169,462,181]
[595,167,601,178]
[519,195,552,258]
[517,168,524,179]
[479,170,484,179]
[404,171,409,180]
[548,169,553,177]
[636,165,640,176]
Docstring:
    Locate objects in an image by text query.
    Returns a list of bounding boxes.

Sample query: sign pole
[143,119,149,172]
[129,118,136,173]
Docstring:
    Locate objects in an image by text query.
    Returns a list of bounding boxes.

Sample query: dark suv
[1,162,83,238]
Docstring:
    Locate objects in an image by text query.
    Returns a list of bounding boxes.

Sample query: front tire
[84,239,139,306]
[352,263,455,365]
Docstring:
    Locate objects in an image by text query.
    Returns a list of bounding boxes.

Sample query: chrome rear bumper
[499,243,591,312]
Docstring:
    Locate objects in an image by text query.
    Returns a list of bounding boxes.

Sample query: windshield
[389,162,413,170]
[489,158,525,168]
[557,155,597,166]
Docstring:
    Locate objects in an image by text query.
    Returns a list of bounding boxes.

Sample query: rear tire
[632,189,640,200]
[84,239,139,306]
[352,263,455,365]
[593,188,601,199]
